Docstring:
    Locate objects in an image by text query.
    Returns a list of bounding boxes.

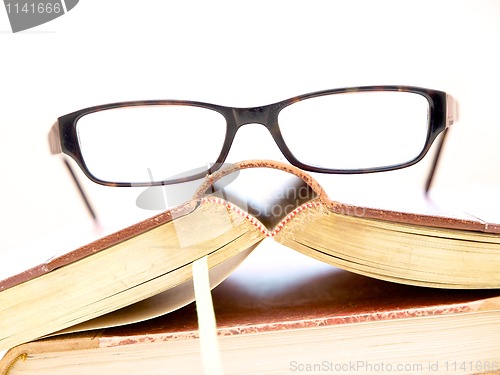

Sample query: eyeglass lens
[77,105,227,184]
[278,91,429,170]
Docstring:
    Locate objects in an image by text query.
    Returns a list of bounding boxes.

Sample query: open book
[1,160,500,351]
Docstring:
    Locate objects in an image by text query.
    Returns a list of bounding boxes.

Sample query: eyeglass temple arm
[49,121,100,227]
[424,94,458,195]
[62,158,99,225]
[424,128,448,195]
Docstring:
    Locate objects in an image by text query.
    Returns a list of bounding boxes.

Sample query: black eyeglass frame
[49,85,456,187]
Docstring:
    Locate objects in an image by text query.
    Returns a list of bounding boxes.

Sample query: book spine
[200,196,323,237]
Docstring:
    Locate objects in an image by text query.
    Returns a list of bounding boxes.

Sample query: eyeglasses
[48,86,457,188]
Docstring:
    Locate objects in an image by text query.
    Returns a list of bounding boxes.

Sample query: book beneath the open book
[1,160,500,352]
[1,245,500,375]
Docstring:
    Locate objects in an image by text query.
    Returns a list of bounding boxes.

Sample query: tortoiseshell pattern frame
[48,85,456,187]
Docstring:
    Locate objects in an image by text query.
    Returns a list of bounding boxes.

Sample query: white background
[1,0,500,363]
[0,0,499,291]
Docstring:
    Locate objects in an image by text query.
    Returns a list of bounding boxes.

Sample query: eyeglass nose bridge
[226,104,296,167]
[232,105,277,130]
